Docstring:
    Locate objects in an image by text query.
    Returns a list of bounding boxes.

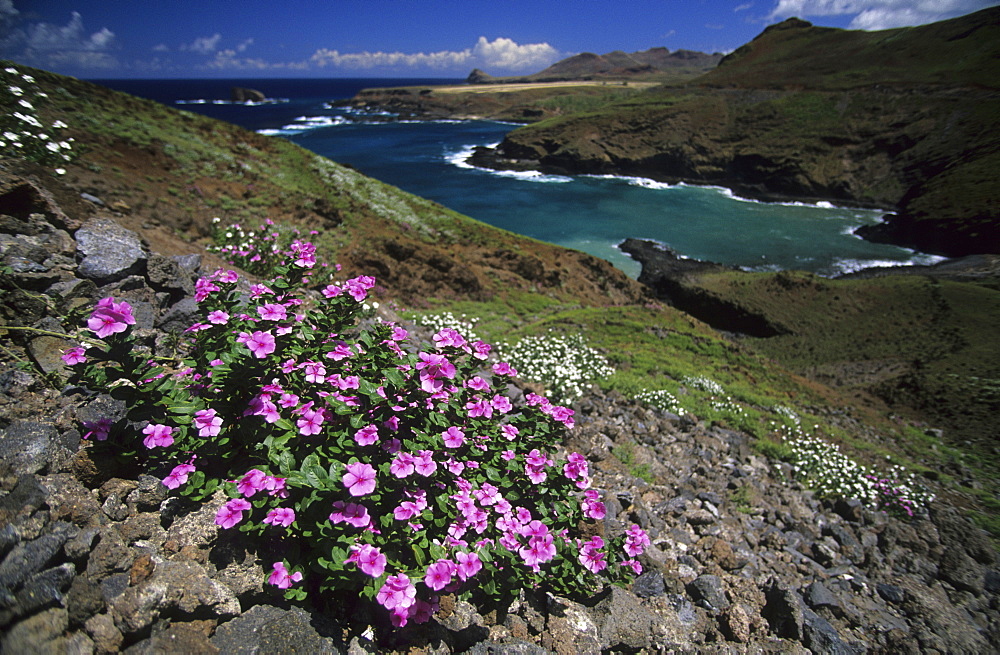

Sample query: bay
[93,77,944,278]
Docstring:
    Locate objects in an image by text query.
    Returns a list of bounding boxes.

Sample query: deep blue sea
[91,78,944,278]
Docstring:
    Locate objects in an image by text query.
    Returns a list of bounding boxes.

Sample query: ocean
[91,77,944,278]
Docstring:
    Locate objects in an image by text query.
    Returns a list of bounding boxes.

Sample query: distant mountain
[467,47,722,84]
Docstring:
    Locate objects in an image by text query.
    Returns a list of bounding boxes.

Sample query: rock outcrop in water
[229,87,265,103]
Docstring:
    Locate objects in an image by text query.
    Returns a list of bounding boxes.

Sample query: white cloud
[236,38,254,53]
[0,10,118,70]
[152,43,169,52]
[769,0,999,30]
[735,3,755,11]
[308,36,559,73]
[183,33,222,54]
[471,37,560,70]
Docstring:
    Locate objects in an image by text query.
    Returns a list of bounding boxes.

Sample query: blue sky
[2,0,996,78]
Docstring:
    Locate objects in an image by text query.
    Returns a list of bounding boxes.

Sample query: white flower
[21,74,34,83]
[55,168,66,175]
[46,142,60,152]
[4,67,17,74]
[58,141,71,149]
[8,85,22,96]
[52,120,68,129]
[13,112,41,128]
[3,131,18,141]
[17,99,33,110]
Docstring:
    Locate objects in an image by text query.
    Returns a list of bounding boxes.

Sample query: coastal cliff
[480,9,1000,256]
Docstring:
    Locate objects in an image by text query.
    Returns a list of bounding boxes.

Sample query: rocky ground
[2,171,999,653]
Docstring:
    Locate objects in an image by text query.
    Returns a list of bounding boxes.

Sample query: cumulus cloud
[182,33,222,54]
[471,37,560,70]
[152,43,169,52]
[769,0,999,30]
[310,36,560,73]
[0,10,118,70]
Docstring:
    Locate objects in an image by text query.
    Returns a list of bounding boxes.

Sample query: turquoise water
[95,78,943,278]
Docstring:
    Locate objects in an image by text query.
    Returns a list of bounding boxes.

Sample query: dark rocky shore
[2,170,998,653]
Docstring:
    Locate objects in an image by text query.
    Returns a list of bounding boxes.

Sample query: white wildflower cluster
[413,312,481,345]
[787,434,934,517]
[634,389,683,415]
[1,64,73,174]
[681,375,726,395]
[772,405,801,426]
[710,397,746,417]
[497,332,614,402]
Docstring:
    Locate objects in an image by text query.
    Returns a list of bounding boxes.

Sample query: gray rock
[211,604,338,654]
[156,296,200,334]
[938,545,984,595]
[542,594,602,654]
[12,563,75,617]
[0,474,48,516]
[875,582,906,604]
[466,640,550,655]
[67,575,106,627]
[84,613,123,654]
[804,581,843,615]
[75,218,146,284]
[126,474,168,512]
[110,559,240,637]
[686,574,729,612]
[802,607,858,654]
[763,580,805,639]
[0,420,60,475]
[589,585,666,650]
[0,521,76,591]
[146,253,194,299]
[632,570,666,597]
[1,607,69,653]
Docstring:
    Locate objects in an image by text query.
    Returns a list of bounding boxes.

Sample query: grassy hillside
[9,64,645,308]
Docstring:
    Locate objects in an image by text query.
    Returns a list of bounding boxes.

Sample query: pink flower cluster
[88,297,136,338]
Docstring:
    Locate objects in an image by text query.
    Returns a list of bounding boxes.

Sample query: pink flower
[442,426,465,449]
[215,498,251,529]
[345,275,376,301]
[297,407,326,436]
[433,328,467,349]
[194,408,222,437]
[207,310,229,324]
[390,452,416,478]
[329,501,371,528]
[491,395,513,414]
[376,574,416,611]
[455,551,482,580]
[162,463,195,489]
[472,341,491,360]
[325,343,354,361]
[466,376,490,392]
[348,544,387,578]
[424,559,457,591]
[343,462,377,496]
[624,524,650,557]
[354,424,379,446]
[622,559,643,575]
[414,450,437,477]
[582,489,606,520]
[141,423,174,449]
[82,417,112,441]
[492,361,517,377]
[258,303,287,321]
[465,397,492,419]
[245,330,276,358]
[61,346,87,365]
[236,469,267,497]
[501,425,519,441]
[268,561,303,589]
[302,361,326,384]
[88,297,136,338]
[519,534,556,571]
[579,536,607,573]
[264,507,296,527]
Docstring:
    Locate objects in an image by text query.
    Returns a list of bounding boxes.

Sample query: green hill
[490,7,1000,257]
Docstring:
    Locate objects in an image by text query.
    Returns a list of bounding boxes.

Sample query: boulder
[75,218,147,285]
[230,87,266,103]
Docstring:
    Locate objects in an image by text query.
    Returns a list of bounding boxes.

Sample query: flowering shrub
[0,63,73,173]
[63,245,647,627]
[413,312,482,346]
[496,332,614,402]
[785,433,934,517]
[681,375,725,395]
[209,218,333,282]
[633,389,683,415]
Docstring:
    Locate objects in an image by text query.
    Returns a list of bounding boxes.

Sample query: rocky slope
[2,172,997,652]
[480,8,1000,257]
